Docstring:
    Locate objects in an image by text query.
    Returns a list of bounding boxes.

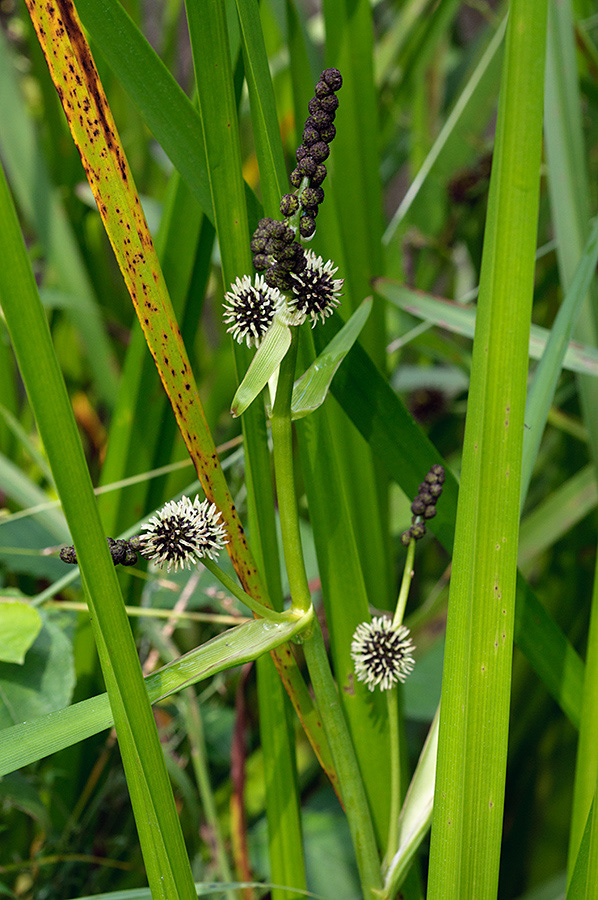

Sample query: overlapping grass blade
[544,0,598,878]
[0,27,118,406]
[0,152,196,898]
[0,612,311,777]
[184,4,309,894]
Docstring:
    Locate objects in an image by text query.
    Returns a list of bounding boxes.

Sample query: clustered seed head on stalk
[59,496,228,573]
[223,68,345,355]
[401,463,445,545]
[350,465,446,692]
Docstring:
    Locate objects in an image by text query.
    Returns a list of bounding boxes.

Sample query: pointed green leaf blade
[231,317,292,418]
[291,298,372,419]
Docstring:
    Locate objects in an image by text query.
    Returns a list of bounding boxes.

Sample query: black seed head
[303,126,320,146]
[314,79,332,98]
[310,141,330,162]
[322,67,343,91]
[297,155,317,176]
[319,123,336,143]
[310,164,327,187]
[299,215,316,238]
[300,186,323,208]
[319,93,339,114]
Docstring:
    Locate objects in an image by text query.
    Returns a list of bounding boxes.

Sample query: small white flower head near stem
[223,274,284,348]
[351,616,415,691]
[138,496,228,572]
[289,250,343,326]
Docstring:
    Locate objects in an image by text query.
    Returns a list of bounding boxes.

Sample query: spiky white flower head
[223,274,284,347]
[351,616,415,691]
[138,496,228,572]
[289,250,343,326]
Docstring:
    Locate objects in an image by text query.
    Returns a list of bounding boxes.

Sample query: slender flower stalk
[270,330,382,897]
[346,466,444,872]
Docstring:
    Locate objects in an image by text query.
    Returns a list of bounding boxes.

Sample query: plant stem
[270,333,311,614]
[385,540,415,868]
[301,624,383,898]
[384,687,401,868]
[201,557,291,623]
[393,538,416,629]
[269,330,382,896]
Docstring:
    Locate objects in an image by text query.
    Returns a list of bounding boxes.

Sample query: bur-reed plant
[1,0,598,898]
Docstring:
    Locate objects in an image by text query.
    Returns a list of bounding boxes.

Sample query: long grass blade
[427,1,548,894]
[0,153,196,899]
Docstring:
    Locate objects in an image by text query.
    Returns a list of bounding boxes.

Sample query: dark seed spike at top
[401,464,445,544]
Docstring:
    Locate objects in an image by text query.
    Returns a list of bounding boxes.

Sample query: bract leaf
[291,298,372,420]
[231,316,292,418]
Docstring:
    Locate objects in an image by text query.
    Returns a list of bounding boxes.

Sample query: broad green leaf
[376,280,598,378]
[291,299,372,419]
[0,598,42,664]
[231,317,292,418]
[0,772,51,830]
[0,614,74,729]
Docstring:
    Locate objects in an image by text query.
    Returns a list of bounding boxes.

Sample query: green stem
[384,688,401,869]
[392,538,416,629]
[182,688,237,899]
[270,332,311,613]
[201,557,291,623]
[385,540,415,868]
[302,623,383,898]
[269,330,382,896]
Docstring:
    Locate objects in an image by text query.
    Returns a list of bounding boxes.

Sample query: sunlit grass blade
[0,26,119,407]
[383,707,439,897]
[73,0,214,221]
[427,1,548,895]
